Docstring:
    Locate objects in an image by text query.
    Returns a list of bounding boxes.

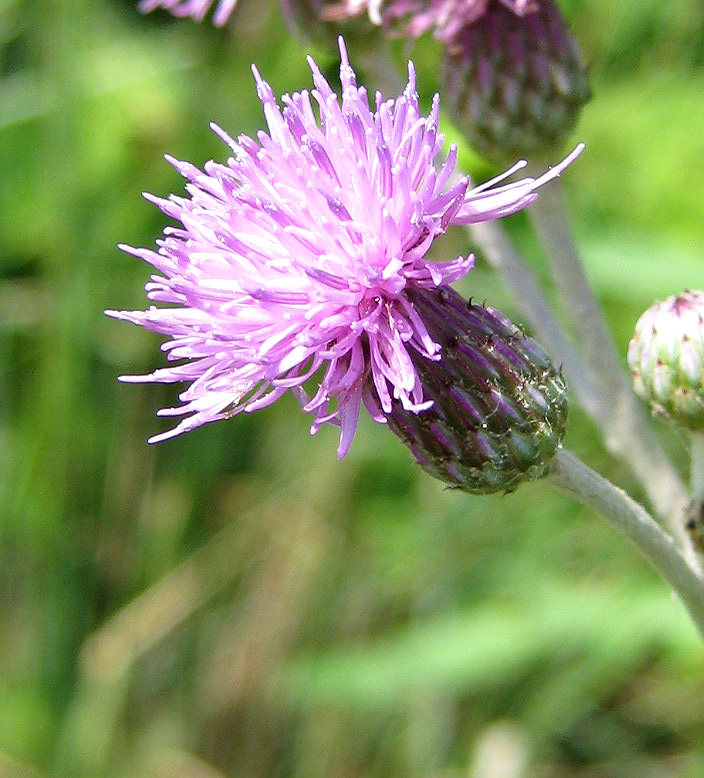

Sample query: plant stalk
[691,432,704,503]
[511,176,688,537]
[549,448,704,641]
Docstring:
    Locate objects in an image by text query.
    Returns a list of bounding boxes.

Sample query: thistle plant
[324,0,536,41]
[114,4,704,644]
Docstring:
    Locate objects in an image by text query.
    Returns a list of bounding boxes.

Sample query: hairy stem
[549,448,704,640]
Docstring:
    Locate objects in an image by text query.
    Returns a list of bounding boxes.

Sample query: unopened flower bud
[378,286,568,494]
[443,0,590,163]
[628,291,704,432]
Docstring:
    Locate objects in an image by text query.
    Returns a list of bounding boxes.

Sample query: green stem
[691,432,704,503]
[549,448,704,641]
[525,177,689,539]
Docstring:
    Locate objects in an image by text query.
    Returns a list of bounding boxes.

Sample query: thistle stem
[468,219,688,531]
[502,175,688,537]
[691,432,704,503]
[467,220,603,418]
[549,448,704,641]
[525,176,617,390]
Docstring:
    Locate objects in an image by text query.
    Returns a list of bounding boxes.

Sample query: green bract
[628,291,704,432]
[381,286,568,494]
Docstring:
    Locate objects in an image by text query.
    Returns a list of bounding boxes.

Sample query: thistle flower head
[325,0,537,43]
[628,291,704,432]
[138,0,535,33]
[444,0,590,162]
[108,38,581,456]
[138,0,239,25]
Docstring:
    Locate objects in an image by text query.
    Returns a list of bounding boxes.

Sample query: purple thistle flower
[325,0,538,42]
[107,38,582,456]
[137,0,535,32]
[138,0,239,25]
[138,0,333,27]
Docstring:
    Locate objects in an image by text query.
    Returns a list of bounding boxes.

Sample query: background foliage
[2,1,704,776]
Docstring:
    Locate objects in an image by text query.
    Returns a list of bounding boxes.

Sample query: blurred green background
[2,1,704,776]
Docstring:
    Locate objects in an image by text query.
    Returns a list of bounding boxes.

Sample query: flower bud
[628,291,704,432]
[379,286,568,494]
[443,0,590,163]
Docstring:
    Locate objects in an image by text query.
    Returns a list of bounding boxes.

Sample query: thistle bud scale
[628,291,704,432]
[444,0,590,162]
[380,286,568,494]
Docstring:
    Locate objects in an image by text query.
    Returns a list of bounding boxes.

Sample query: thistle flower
[138,0,336,28]
[628,291,704,432]
[137,0,533,32]
[325,0,536,43]
[107,38,581,457]
[138,0,238,25]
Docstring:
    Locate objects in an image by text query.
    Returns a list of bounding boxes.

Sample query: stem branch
[527,179,688,533]
[549,448,704,640]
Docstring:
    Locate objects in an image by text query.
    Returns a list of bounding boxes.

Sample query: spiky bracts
[444,0,589,162]
[628,291,704,432]
[379,285,567,493]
